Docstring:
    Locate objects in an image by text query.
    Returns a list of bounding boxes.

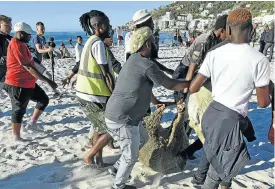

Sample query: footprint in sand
[42,171,72,183]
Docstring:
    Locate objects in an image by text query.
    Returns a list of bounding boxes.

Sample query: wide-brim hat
[132,9,152,26]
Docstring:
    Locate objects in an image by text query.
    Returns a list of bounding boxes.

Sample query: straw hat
[132,9,152,26]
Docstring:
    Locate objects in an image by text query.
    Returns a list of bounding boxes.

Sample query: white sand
[0,45,274,189]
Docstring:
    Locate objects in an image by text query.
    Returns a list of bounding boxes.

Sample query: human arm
[62,60,80,87]
[184,42,205,92]
[34,42,53,54]
[92,41,115,91]
[13,44,57,89]
[189,51,212,93]
[254,58,271,108]
[152,59,174,75]
[151,93,176,108]
[107,47,122,74]
[146,62,190,91]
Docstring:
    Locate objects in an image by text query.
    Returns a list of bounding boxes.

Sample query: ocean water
[38,31,185,47]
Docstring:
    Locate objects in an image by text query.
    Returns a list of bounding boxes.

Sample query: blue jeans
[105,118,140,189]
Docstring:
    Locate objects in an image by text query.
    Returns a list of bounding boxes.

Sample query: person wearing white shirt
[116,26,123,46]
[189,9,270,189]
[75,36,84,63]
[124,31,132,62]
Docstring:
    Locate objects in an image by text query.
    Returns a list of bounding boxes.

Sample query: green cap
[130,26,153,53]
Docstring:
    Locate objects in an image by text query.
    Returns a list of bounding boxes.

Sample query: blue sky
[1,1,170,32]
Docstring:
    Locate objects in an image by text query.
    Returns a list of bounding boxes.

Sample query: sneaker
[108,166,117,177]
[191,175,205,185]
[108,166,132,180]
[21,125,28,133]
[27,123,44,132]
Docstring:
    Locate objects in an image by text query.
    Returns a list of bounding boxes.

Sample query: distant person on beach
[250,23,258,47]
[174,29,183,46]
[110,26,114,46]
[189,9,270,189]
[47,37,56,48]
[5,22,57,142]
[68,37,74,48]
[259,24,269,53]
[116,26,123,46]
[59,42,70,58]
[32,22,53,63]
[75,36,84,62]
[105,26,190,189]
[124,30,133,61]
[76,10,116,168]
[263,22,274,62]
[0,15,12,91]
[32,21,56,82]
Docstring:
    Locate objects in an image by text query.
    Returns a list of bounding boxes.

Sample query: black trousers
[6,84,49,123]
[259,40,265,53]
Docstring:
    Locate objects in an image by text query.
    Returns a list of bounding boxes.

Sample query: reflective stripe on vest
[76,35,113,97]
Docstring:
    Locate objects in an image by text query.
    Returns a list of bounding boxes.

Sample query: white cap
[14,22,34,34]
[132,9,152,26]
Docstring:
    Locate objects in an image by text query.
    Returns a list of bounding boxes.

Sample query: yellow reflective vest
[76,35,114,97]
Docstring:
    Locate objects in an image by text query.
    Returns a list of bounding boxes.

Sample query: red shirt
[5,38,36,88]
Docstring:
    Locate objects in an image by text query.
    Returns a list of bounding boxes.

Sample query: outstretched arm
[189,73,208,93]
[152,59,174,75]
[98,64,115,92]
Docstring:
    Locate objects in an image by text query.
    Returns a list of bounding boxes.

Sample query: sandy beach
[0,45,274,189]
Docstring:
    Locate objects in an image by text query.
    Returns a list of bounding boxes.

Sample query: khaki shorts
[78,98,107,135]
[188,86,212,143]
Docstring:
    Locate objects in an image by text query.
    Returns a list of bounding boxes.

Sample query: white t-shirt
[76,40,112,104]
[124,32,133,55]
[199,43,270,117]
[75,43,84,62]
[117,29,123,37]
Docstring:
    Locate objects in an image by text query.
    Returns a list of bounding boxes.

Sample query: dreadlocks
[79,10,109,36]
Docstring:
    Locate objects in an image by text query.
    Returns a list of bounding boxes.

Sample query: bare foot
[83,154,95,164]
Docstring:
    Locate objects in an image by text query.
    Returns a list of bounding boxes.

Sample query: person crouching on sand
[104,26,190,189]
[75,10,115,167]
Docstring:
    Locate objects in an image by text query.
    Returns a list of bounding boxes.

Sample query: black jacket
[265,28,274,43]
[0,32,12,82]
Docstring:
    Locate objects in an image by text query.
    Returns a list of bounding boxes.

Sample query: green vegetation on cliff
[151,1,274,20]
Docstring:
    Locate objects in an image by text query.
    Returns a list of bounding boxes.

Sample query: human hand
[47,47,54,52]
[71,79,77,89]
[61,77,71,87]
[48,80,58,90]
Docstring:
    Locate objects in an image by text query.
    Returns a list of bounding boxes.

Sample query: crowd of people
[0,7,274,189]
